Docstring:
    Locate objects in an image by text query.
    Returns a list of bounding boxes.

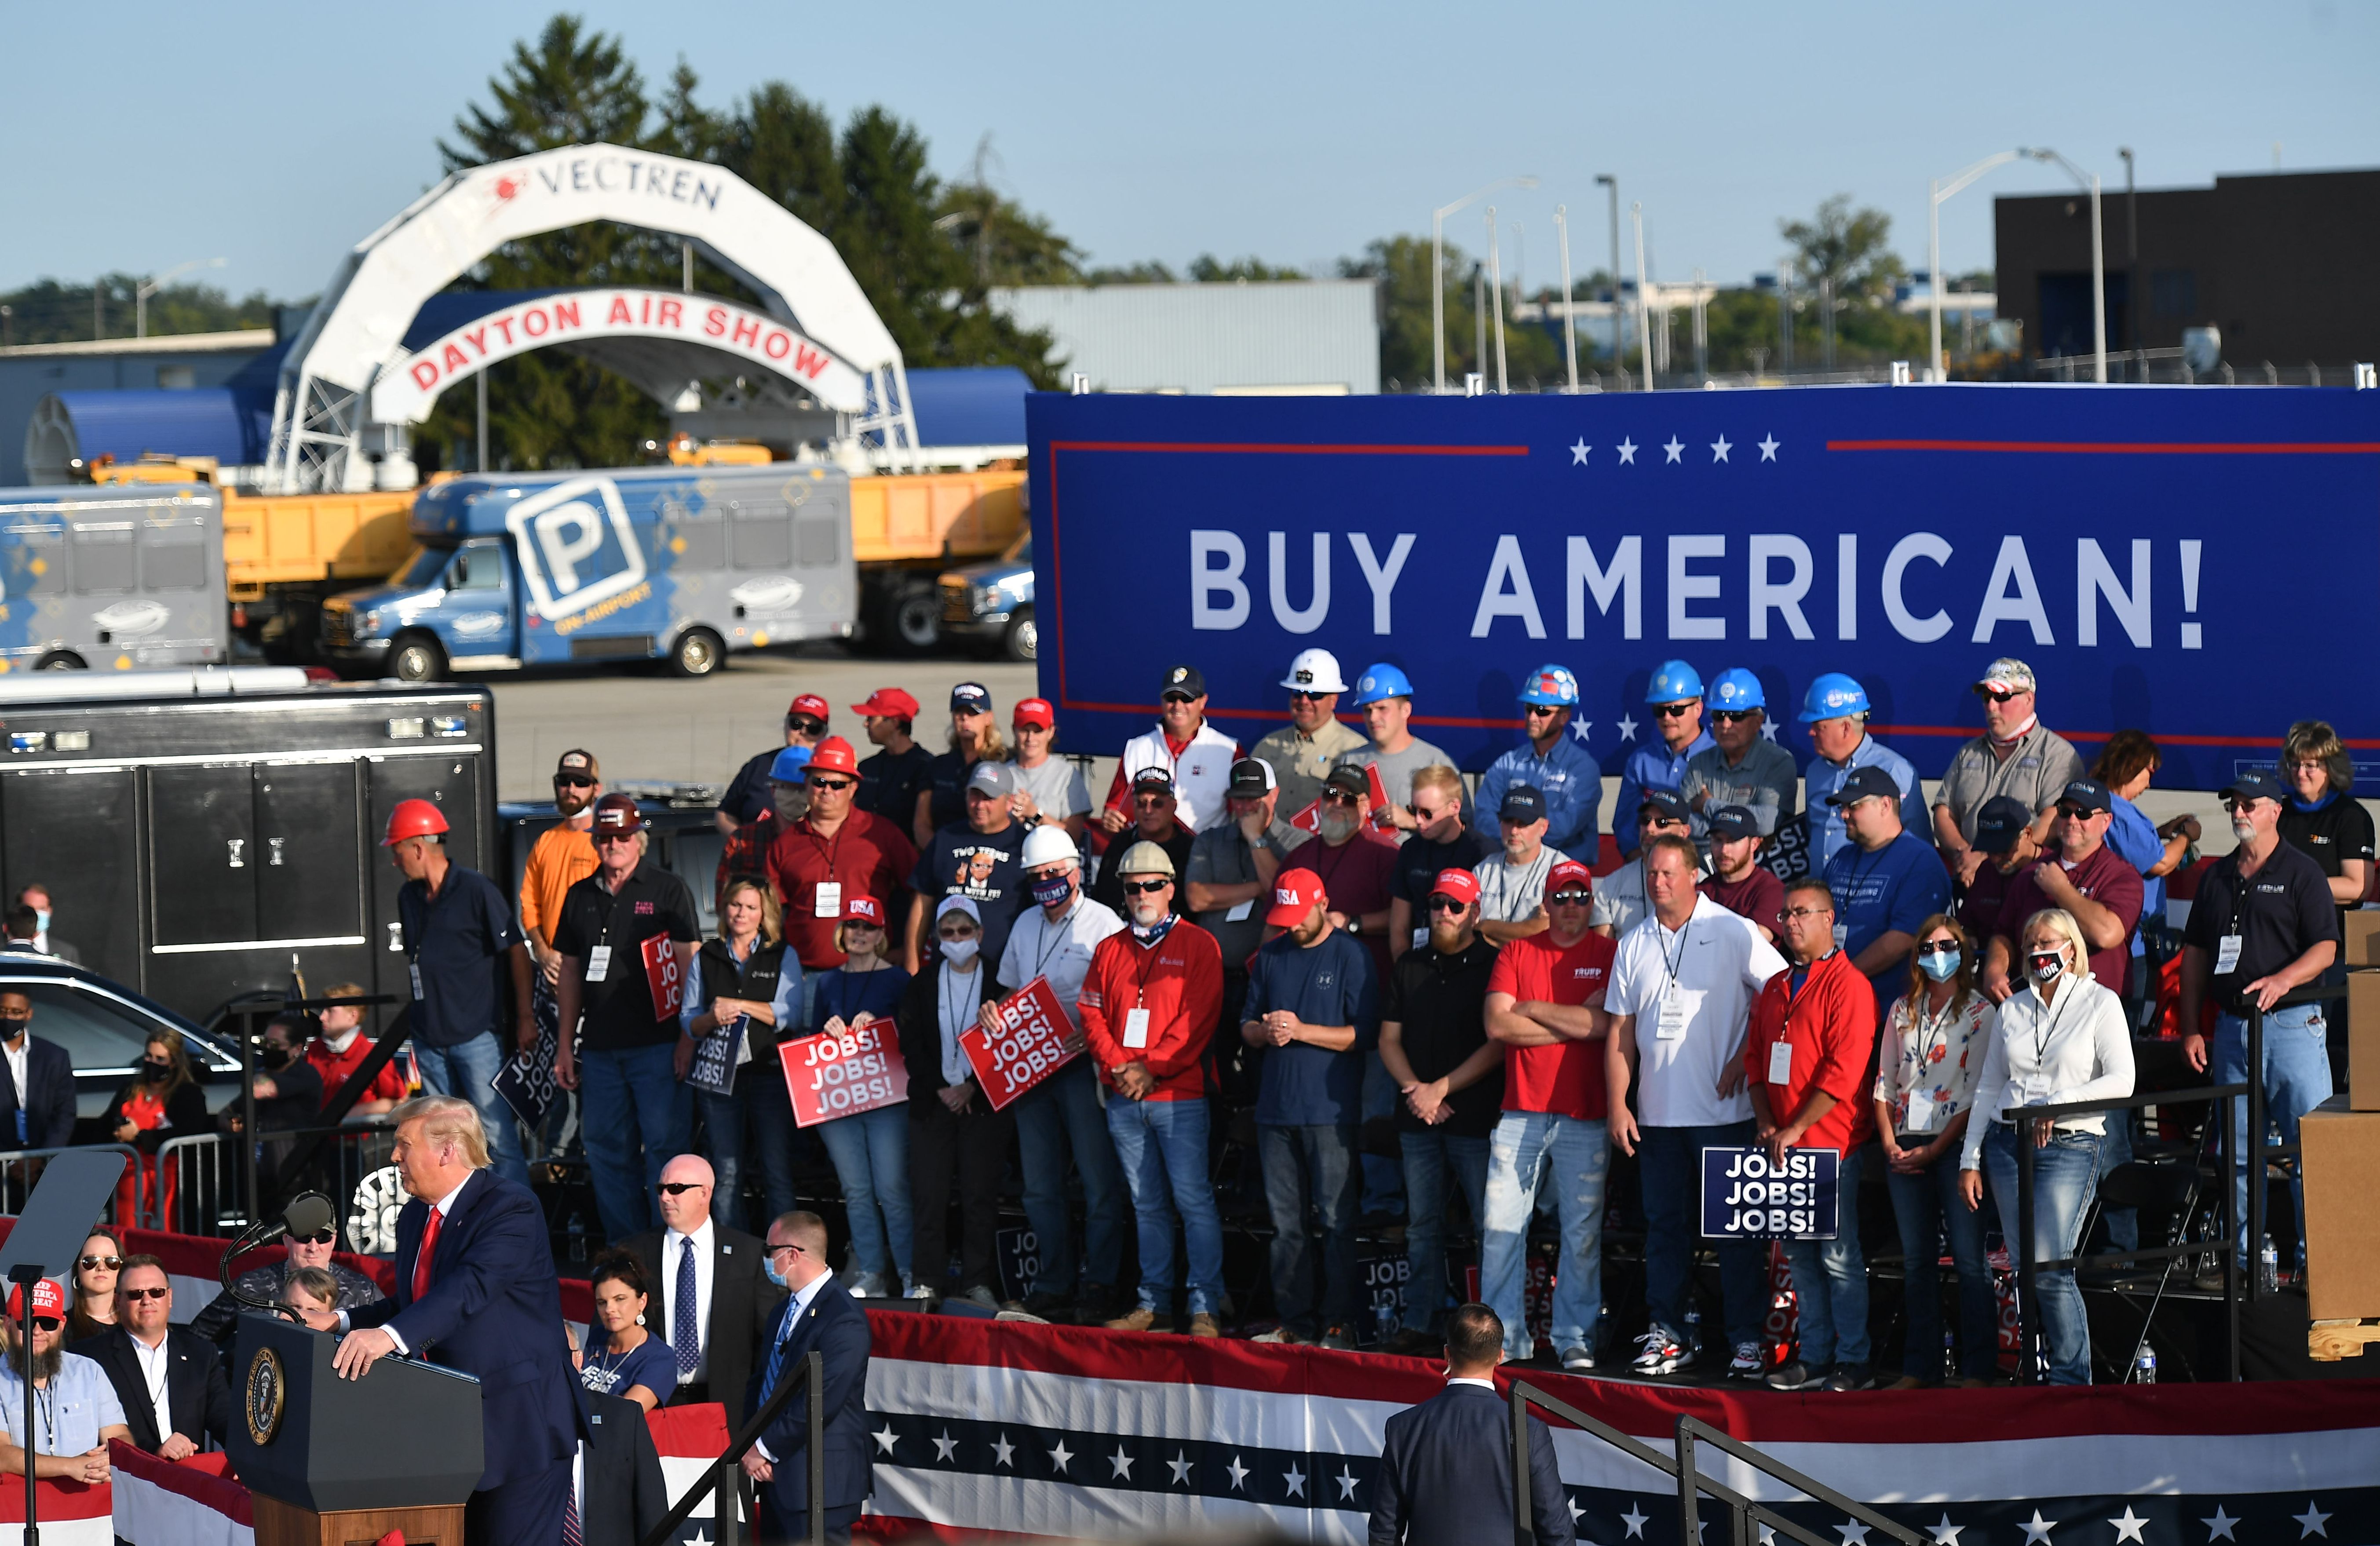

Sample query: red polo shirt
[1995,841,2143,995]
[765,811,918,970]
[1486,928,1616,1119]
[1743,948,1877,1155]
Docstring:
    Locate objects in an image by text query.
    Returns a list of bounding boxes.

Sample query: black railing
[1510,1382,1925,1546]
[639,1349,823,1546]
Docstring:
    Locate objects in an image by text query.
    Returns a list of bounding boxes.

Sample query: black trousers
[908,1090,1015,1293]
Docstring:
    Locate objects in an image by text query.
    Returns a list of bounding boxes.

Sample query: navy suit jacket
[747,1274,872,1520]
[0,1036,76,1150]
[1370,1382,1573,1546]
[348,1168,580,1490]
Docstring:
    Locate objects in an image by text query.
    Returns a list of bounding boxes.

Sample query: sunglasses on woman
[80,1255,122,1272]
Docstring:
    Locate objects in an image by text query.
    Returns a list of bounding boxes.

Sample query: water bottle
[2259,1236,2281,1294]
[1943,1330,1957,1383]
[2132,1347,2157,1385]
[1684,1305,1703,1354]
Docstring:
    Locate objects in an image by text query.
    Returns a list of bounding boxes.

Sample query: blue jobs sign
[1026,387,2380,791]
[1701,1147,1838,1240]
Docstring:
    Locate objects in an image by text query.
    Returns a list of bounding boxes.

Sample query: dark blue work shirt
[397,864,522,1049]
[1242,927,1379,1127]
[718,746,783,826]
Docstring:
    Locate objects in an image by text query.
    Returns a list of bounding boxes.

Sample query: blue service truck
[0,484,229,671]
[321,463,858,680]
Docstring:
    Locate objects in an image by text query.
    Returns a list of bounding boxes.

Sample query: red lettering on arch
[441,343,470,372]
[763,330,790,360]
[658,299,684,329]
[703,307,726,337]
[523,309,550,338]
[463,326,489,357]
[411,361,441,390]
[791,344,829,380]
[493,315,517,346]
[607,296,635,326]
[554,300,580,329]
[730,315,760,348]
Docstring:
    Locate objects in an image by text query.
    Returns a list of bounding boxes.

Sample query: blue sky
[5,0,2373,303]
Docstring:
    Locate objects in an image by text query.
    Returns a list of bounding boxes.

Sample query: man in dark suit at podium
[1369,1302,1573,1546]
[624,1154,783,1417]
[321,1095,580,1546]
[741,1211,871,1546]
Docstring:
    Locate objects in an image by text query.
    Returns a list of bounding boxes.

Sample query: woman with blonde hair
[1959,907,2134,1384]
[681,877,799,1230]
[1873,913,1996,1386]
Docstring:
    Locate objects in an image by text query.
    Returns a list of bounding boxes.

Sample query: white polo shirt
[1606,895,1785,1128]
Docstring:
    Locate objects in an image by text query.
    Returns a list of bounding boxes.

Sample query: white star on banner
[1760,720,1780,741]
[1226,1455,1249,1491]
[931,1430,957,1462]
[1617,438,1639,464]
[989,1433,1015,1467]
[1664,436,1685,463]
[871,1423,898,1455]
[1048,1440,1073,1474]
[2022,1510,2059,1545]
[1712,435,1732,463]
[1617,713,1639,742]
[1760,1527,1776,1546]
[1929,1514,1965,1546]
[1571,1498,1588,1524]
[1838,1521,1872,1546]
[2202,1508,2239,1542]
[1571,439,1592,465]
[1284,1464,1307,1498]
[1570,718,1594,745]
[1337,1466,1359,1501]
[2110,1508,2150,1545]
[1759,434,1780,461]
[1110,1445,1135,1480]
[2293,1503,2330,1539]
[1622,1504,1651,1540]
[1168,1452,1194,1486]
[685,1533,711,1546]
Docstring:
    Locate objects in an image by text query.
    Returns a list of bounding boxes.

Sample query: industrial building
[989,279,1380,395]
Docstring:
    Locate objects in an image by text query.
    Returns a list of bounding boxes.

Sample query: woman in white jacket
[1959,906,2134,1384]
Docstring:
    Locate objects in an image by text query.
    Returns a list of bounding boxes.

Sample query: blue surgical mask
[32,910,48,934]
[1917,946,1961,982]
[764,1256,788,1289]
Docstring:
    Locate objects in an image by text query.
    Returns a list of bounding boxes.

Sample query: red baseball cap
[852,687,920,719]
[1013,697,1055,729]
[7,1278,64,1321]
[807,736,861,777]
[1428,869,1481,905]
[1266,868,1328,927]
[843,896,886,926]
[1547,860,1595,897]
[786,694,830,722]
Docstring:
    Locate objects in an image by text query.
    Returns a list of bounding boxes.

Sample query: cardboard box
[2342,910,2380,970]
[2353,970,2380,1111]
[2302,1099,2380,1321]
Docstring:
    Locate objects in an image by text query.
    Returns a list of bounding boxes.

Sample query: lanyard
[1129,920,1174,1007]
[35,1381,55,1453]
[1657,913,1692,995]
[592,869,641,954]
[2028,981,2077,1069]
[1024,905,1073,984]
[937,965,983,1062]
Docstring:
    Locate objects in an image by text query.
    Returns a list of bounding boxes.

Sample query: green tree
[1081,260,1177,284]
[1339,236,1564,393]
[1186,255,1305,282]
[1779,195,1905,305]
[0,277,282,346]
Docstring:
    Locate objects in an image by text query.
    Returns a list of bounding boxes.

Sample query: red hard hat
[808,736,861,777]
[381,799,449,846]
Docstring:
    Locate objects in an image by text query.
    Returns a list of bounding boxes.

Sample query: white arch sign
[267,143,915,490]
[367,287,872,422]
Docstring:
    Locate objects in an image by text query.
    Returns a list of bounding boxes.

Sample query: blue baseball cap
[1645,660,1704,704]
[1798,672,1870,723]
[1350,662,1415,706]
[1519,664,1579,707]
[769,745,815,783]
[1709,668,1766,712]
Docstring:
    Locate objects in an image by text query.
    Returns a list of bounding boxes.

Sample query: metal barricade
[0,1144,146,1223]
[150,1124,400,1238]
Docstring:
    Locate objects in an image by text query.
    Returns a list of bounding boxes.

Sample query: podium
[226,1315,486,1546]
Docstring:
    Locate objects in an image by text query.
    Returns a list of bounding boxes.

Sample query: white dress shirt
[663,1218,716,1384]
[3,1036,28,1110]
[353,1174,472,1352]
[1606,895,1787,1128]
[131,1329,174,1444]
[997,893,1125,1028]
[1961,974,2135,1170]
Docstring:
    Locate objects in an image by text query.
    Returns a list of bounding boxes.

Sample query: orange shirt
[520,823,599,945]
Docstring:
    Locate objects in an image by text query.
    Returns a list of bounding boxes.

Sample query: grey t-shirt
[1334,736,1471,834]
[1471,844,1568,924]
[1009,756,1090,824]
[1186,816,1302,968]
[1934,723,2090,842]
[1590,857,1650,937]
[1680,740,1801,840]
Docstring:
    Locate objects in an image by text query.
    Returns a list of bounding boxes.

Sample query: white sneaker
[905,1281,937,1300]
[964,1285,1001,1311]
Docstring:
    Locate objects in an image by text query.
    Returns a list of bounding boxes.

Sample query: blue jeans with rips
[1013,1058,1126,1297]
[1638,1120,1765,1350]
[1479,1112,1610,1362]
[1107,1097,1225,1315]
[1982,1122,2100,1385]
[579,1042,693,1245]
[416,1031,529,1188]
[1778,1145,1869,1368]
[1260,1122,1359,1338]
[1884,1145,1997,1380]
[1396,1128,1492,1337]
[814,1103,914,1290]
[2214,1005,2333,1269]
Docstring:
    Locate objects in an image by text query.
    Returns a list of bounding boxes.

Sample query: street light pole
[1555,204,1580,393]
[1486,208,1509,394]
[2119,146,2139,380]
[2024,147,2106,383]
[1632,202,1654,390]
[1596,175,1622,385]
[135,257,226,339]
[1929,151,2023,382]
[1432,176,1537,393]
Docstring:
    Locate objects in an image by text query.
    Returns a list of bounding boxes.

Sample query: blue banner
[1701,1145,1839,1240]
[1026,386,2380,791]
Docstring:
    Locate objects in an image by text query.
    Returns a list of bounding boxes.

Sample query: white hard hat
[1020,825,1080,869]
[1279,648,1349,695]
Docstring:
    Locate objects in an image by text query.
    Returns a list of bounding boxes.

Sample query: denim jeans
[1013,1059,1125,1296]
[416,1032,529,1189]
[699,1067,800,1232]
[1885,1145,1997,1380]
[814,1104,914,1289]
[1360,1050,1405,1220]
[1479,1112,1610,1361]
[1107,1097,1225,1315]
[1982,1121,2100,1386]
[1638,1120,1764,1349]
[580,1042,694,1244]
[1779,1145,1869,1368]
[1398,1129,1491,1337]
[2095,1112,2138,1253]
[2214,1005,2333,1269]
[1259,1122,1358,1337]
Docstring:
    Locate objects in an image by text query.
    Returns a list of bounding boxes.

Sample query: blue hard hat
[1797,671,1871,723]
[1644,660,1704,704]
[1349,662,1415,706]
[769,745,815,782]
[1518,664,1580,707]
[1708,668,1766,711]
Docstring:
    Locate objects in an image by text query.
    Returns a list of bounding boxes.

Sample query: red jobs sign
[782,1019,910,1127]
[640,933,684,1021]
[960,977,1080,1111]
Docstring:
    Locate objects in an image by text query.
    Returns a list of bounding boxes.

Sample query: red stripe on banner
[1827,438,2380,455]
[109,1440,252,1525]
[862,1309,2380,1446]
[0,1471,111,1523]
[1047,440,1531,458]
[647,1402,730,1460]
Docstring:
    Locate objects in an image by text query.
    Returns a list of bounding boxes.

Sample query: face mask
[938,936,980,966]
[1917,947,1961,983]
[764,1256,788,1289]
[263,1044,296,1069]
[323,1027,361,1054]
[141,1059,172,1081]
[1318,809,1361,844]
[1030,872,1073,909]
[0,1017,26,1041]
[2028,950,2066,986]
[32,911,48,934]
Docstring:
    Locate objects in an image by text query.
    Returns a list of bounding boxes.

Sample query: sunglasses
[1523,703,1561,717]
[1710,710,1758,724]
[1120,879,1171,895]
[785,716,828,736]
[2054,804,2096,820]
[1654,702,1696,718]
[28,1317,59,1334]
[807,776,855,793]
[1320,791,1363,806]
[657,1181,706,1196]
[1425,896,1471,913]
[938,926,980,941]
[79,1255,122,1272]
[553,773,595,789]
[594,831,639,846]
[1548,890,1592,906]
[1919,941,1961,956]
[1781,906,1832,921]
[1639,812,1686,829]
[1161,692,1199,704]
[293,1229,337,1246]
[1287,690,1330,702]
[120,1286,169,1303]
[1975,686,2024,703]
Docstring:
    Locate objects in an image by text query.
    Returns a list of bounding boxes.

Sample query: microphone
[223,1192,340,1318]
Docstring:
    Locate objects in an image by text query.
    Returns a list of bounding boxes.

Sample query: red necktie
[412,1207,444,1302]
